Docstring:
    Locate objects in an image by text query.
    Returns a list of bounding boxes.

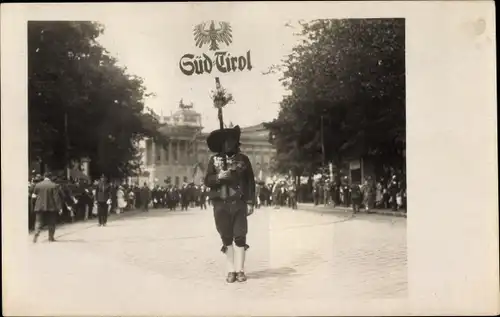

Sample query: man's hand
[217,169,232,180]
[247,204,254,216]
[59,209,63,215]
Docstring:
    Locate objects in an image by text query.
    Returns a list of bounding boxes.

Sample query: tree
[266,19,405,176]
[28,21,167,179]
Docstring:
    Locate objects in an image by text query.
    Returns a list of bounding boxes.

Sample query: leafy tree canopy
[265,19,405,176]
[29,21,168,179]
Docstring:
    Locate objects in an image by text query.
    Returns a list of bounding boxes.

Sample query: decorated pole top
[210,77,234,110]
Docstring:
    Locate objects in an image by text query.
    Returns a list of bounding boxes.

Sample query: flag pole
[214,77,229,198]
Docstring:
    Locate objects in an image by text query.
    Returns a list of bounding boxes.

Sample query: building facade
[142,101,275,186]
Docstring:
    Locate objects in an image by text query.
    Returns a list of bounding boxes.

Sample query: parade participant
[166,186,175,210]
[375,180,384,208]
[95,175,111,226]
[29,174,43,232]
[289,182,298,209]
[109,183,118,214]
[172,186,181,210]
[32,172,63,243]
[188,184,197,208]
[362,177,375,213]
[350,182,362,213]
[152,185,161,208]
[204,125,256,283]
[331,179,340,207]
[133,184,141,209]
[388,175,399,211]
[73,179,87,221]
[255,183,261,209]
[161,186,168,208]
[127,189,135,211]
[180,183,189,211]
[312,182,320,206]
[280,181,287,206]
[57,176,76,223]
[323,180,330,206]
[116,185,126,214]
[342,177,351,207]
[77,179,93,220]
[140,182,151,212]
[199,185,208,210]
[272,182,280,209]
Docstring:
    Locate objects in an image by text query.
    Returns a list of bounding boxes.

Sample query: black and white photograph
[1,2,498,316]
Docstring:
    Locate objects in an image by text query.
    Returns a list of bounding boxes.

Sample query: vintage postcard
[1,2,498,316]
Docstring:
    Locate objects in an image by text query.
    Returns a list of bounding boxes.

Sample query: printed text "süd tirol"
[179,51,253,76]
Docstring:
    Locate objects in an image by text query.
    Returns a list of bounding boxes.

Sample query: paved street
[11,206,407,316]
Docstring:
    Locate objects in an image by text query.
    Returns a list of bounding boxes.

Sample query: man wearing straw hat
[204,125,256,283]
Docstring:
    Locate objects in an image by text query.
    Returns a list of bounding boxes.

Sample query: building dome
[167,100,202,127]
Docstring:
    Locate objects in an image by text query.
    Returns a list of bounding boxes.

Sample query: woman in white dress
[116,186,127,214]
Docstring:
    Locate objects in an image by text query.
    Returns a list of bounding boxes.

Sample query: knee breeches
[213,200,248,248]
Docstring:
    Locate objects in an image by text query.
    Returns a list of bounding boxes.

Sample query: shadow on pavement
[35,238,87,243]
[53,239,87,243]
[246,267,297,279]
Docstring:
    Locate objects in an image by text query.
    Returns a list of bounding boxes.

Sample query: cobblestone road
[11,206,407,316]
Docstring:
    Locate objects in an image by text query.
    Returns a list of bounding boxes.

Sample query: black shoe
[33,233,39,243]
[226,272,237,283]
[236,272,247,282]
[49,237,56,242]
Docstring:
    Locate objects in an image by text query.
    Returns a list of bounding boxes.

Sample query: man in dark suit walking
[95,174,111,226]
[32,172,63,243]
[139,182,151,212]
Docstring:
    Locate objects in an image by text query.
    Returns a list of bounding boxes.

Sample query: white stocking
[234,246,246,273]
[225,245,235,273]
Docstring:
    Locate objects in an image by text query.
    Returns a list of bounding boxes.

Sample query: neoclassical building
[141,101,275,186]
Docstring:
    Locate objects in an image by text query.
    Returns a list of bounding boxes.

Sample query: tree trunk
[332,154,342,183]
[295,173,301,203]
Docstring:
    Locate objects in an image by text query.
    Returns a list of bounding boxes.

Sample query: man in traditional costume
[204,125,256,283]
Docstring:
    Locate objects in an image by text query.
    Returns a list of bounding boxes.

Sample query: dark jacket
[95,181,111,203]
[140,186,151,203]
[33,178,63,212]
[204,152,256,205]
[350,184,362,201]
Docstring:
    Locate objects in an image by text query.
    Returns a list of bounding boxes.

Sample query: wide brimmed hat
[206,125,241,153]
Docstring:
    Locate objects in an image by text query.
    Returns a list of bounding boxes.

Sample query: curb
[298,204,407,218]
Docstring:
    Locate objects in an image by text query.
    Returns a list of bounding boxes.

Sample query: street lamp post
[320,114,326,166]
[64,111,70,180]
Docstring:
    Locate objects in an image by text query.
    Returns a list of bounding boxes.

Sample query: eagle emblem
[193,20,233,51]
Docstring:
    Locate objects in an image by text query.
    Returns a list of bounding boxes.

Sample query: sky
[96,15,301,132]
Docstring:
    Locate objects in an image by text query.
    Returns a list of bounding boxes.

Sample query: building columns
[160,143,165,164]
[149,139,156,166]
[168,141,172,163]
[177,141,181,164]
[151,140,156,185]
[154,141,157,164]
